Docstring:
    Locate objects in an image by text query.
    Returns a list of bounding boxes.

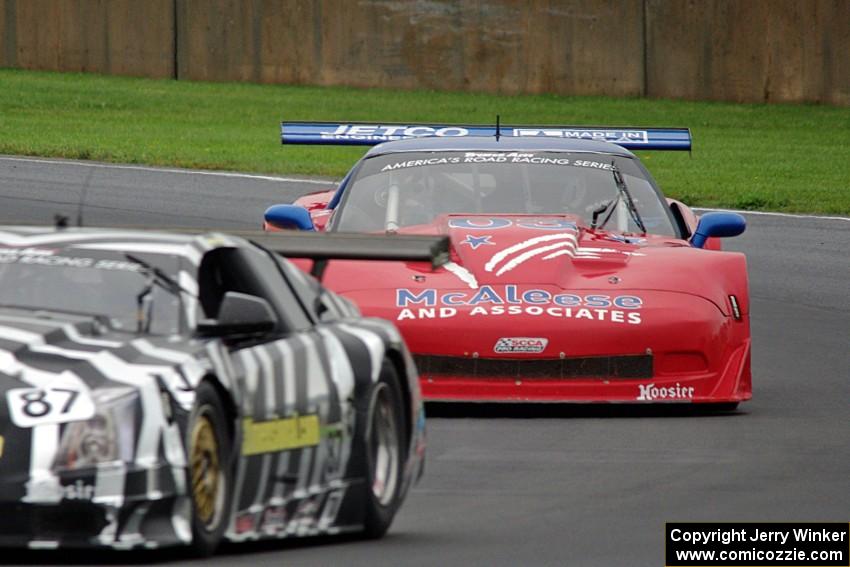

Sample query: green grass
[1,68,848,214]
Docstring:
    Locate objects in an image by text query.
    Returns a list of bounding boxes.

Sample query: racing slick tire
[185,381,234,557]
[710,402,740,412]
[359,360,408,539]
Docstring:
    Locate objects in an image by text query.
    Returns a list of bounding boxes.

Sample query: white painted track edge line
[694,207,850,222]
[2,155,847,220]
[0,155,334,185]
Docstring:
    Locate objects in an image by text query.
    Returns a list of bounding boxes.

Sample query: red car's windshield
[334,151,678,236]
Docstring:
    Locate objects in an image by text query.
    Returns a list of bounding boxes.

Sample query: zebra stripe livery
[0,226,424,550]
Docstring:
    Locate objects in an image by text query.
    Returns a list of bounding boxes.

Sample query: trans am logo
[494,337,548,354]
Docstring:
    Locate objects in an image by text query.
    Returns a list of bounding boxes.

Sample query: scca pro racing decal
[636,383,694,401]
[396,285,642,324]
[494,337,548,354]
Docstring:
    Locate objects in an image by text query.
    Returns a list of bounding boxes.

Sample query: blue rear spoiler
[280,121,691,151]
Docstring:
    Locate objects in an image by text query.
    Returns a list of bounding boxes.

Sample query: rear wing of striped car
[92,227,449,278]
[280,121,692,151]
[241,230,449,271]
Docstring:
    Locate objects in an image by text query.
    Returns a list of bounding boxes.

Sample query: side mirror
[197,291,276,337]
[690,212,746,249]
[264,204,315,231]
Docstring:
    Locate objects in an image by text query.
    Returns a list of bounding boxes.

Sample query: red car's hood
[321,214,749,317]
[439,214,634,287]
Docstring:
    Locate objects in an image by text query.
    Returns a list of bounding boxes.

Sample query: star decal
[460,234,495,250]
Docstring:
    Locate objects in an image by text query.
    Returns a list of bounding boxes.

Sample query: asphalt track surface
[0,156,848,566]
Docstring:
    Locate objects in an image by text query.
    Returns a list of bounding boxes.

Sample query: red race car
[264,122,750,407]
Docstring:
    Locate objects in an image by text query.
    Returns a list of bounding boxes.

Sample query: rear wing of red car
[280,121,692,151]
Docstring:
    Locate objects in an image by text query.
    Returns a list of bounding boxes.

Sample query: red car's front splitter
[421,340,751,404]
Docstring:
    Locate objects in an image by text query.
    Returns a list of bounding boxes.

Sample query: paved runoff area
[1,156,848,566]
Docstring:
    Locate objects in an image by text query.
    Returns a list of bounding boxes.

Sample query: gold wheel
[190,410,223,530]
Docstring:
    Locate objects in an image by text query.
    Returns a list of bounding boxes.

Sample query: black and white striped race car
[0,226,447,554]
